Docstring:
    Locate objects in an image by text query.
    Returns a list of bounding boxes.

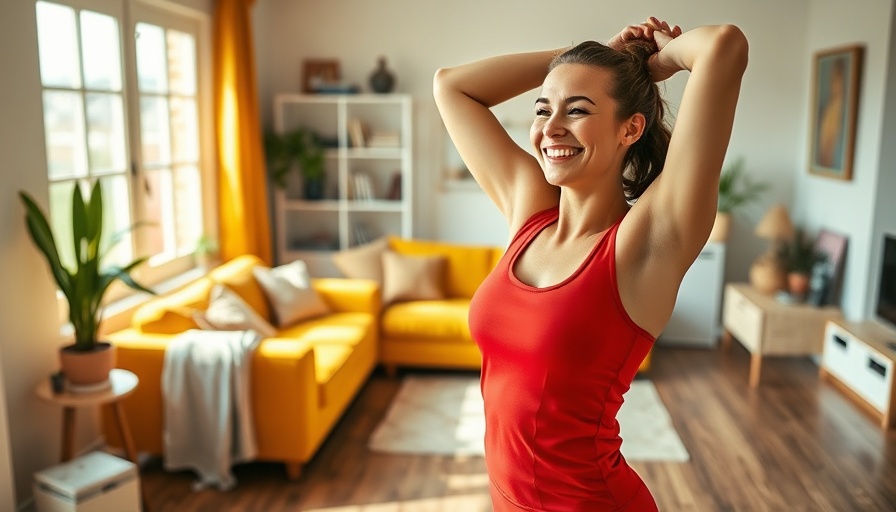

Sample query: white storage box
[33,451,140,512]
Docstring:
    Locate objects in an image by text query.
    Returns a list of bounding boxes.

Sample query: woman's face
[530,63,629,188]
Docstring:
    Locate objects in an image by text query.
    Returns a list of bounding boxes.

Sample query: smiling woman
[434,17,748,512]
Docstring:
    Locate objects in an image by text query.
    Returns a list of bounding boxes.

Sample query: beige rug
[368,375,689,462]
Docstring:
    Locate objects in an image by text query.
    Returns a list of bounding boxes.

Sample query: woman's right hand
[608,17,682,82]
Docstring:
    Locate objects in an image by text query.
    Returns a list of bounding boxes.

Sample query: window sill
[96,266,208,337]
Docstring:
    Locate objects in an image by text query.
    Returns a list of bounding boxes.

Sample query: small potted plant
[711,157,770,242]
[264,127,326,200]
[19,182,154,388]
[194,234,219,269]
[778,228,825,299]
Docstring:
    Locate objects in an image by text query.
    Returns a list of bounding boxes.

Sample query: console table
[721,283,842,387]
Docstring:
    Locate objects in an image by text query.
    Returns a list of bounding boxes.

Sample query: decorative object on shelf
[302,59,340,93]
[710,156,769,243]
[348,118,367,148]
[749,204,794,294]
[19,182,154,388]
[388,172,402,200]
[777,228,825,300]
[368,56,395,93]
[809,45,863,180]
[264,127,326,200]
[810,229,848,306]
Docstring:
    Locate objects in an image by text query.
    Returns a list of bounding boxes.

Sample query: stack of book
[367,130,401,148]
[352,172,375,200]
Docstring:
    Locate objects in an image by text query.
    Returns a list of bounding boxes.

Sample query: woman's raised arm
[433,51,562,225]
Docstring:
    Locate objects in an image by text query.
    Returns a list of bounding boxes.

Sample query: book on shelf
[348,118,367,148]
[353,223,376,245]
[366,130,401,148]
[387,172,402,200]
[351,172,375,200]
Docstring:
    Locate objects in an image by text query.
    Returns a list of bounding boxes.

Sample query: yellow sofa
[380,237,652,374]
[102,254,380,479]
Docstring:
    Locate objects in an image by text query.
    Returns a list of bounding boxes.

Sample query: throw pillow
[253,260,330,327]
[381,251,446,304]
[331,237,388,283]
[194,284,277,337]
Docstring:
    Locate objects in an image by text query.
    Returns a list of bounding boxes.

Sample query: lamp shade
[755,204,794,241]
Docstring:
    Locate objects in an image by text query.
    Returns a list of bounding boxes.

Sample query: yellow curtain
[213,0,272,264]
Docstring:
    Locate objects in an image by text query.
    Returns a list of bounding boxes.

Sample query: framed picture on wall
[808,45,863,180]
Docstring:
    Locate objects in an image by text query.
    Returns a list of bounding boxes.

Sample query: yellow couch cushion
[277,312,373,347]
[382,299,472,342]
[388,237,502,299]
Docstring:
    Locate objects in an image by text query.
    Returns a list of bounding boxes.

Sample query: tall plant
[19,182,154,351]
[717,157,770,216]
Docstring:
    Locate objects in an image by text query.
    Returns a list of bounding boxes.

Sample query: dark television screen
[876,235,896,328]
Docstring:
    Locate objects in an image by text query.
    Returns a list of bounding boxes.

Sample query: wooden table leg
[110,401,138,464]
[749,353,763,388]
[61,407,76,462]
[721,330,733,350]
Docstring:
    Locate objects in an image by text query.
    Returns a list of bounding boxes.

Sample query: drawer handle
[832,335,848,349]
[868,358,887,378]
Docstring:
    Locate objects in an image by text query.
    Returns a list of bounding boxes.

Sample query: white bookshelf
[272,94,412,276]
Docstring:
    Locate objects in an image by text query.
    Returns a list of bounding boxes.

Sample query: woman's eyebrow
[534,95,596,106]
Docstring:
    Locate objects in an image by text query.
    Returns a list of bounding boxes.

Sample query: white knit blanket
[161,329,261,491]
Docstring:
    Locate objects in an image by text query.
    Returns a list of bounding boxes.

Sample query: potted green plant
[194,234,219,269]
[778,228,825,298]
[264,127,326,200]
[19,182,154,388]
[711,156,770,242]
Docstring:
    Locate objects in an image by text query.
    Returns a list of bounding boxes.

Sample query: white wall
[0,0,74,504]
[867,3,896,324]
[255,0,896,312]
[795,0,895,320]
[0,0,214,506]
[254,0,810,276]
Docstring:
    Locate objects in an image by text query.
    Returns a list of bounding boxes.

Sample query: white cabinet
[272,94,412,276]
[659,242,726,347]
[821,319,896,429]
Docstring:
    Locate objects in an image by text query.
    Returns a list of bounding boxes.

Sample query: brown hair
[550,41,670,200]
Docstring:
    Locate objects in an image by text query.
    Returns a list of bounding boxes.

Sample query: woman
[433,18,748,512]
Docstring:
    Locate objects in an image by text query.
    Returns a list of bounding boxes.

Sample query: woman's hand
[608,17,683,82]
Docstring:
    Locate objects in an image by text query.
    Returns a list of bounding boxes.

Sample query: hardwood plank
[138,347,896,511]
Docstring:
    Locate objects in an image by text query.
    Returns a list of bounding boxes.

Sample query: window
[35,0,211,301]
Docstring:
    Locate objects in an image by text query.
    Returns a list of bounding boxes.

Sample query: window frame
[35,0,217,320]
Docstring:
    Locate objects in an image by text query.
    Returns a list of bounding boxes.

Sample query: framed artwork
[809,45,863,180]
[302,59,340,93]
[808,229,848,306]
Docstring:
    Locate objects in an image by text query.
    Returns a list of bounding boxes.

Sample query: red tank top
[469,206,657,512]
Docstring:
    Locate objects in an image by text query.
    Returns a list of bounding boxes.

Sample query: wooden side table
[36,368,139,463]
[721,283,842,387]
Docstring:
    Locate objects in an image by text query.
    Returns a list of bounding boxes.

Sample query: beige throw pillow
[381,251,446,304]
[253,260,330,327]
[194,284,277,337]
[331,237,388,283]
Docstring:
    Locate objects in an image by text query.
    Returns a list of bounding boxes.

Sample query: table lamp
[750,204,794,294]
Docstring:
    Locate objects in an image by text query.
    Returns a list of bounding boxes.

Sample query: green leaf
[72,184,87,265]
[19,192,74,298]
[86,181,103,260]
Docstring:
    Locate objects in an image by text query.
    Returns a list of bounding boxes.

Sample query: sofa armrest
[312,278,381,315]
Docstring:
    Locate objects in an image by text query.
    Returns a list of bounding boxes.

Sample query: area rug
[368,375,689,462]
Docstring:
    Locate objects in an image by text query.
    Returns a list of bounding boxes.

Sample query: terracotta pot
[708,212,731,243]
[59,342,116,386]
[788,272,811,298]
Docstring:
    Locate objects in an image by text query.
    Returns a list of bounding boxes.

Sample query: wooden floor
[140,344,896,511]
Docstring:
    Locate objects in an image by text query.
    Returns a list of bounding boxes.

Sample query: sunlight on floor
[445,472,489,491]
[302,492,491,512]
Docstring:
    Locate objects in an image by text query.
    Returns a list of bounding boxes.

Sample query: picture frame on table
[302,59,341,93]
[808,229,848,307]
[808,45,863,181]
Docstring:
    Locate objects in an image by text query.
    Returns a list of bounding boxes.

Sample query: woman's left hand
[608,17,682,81]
